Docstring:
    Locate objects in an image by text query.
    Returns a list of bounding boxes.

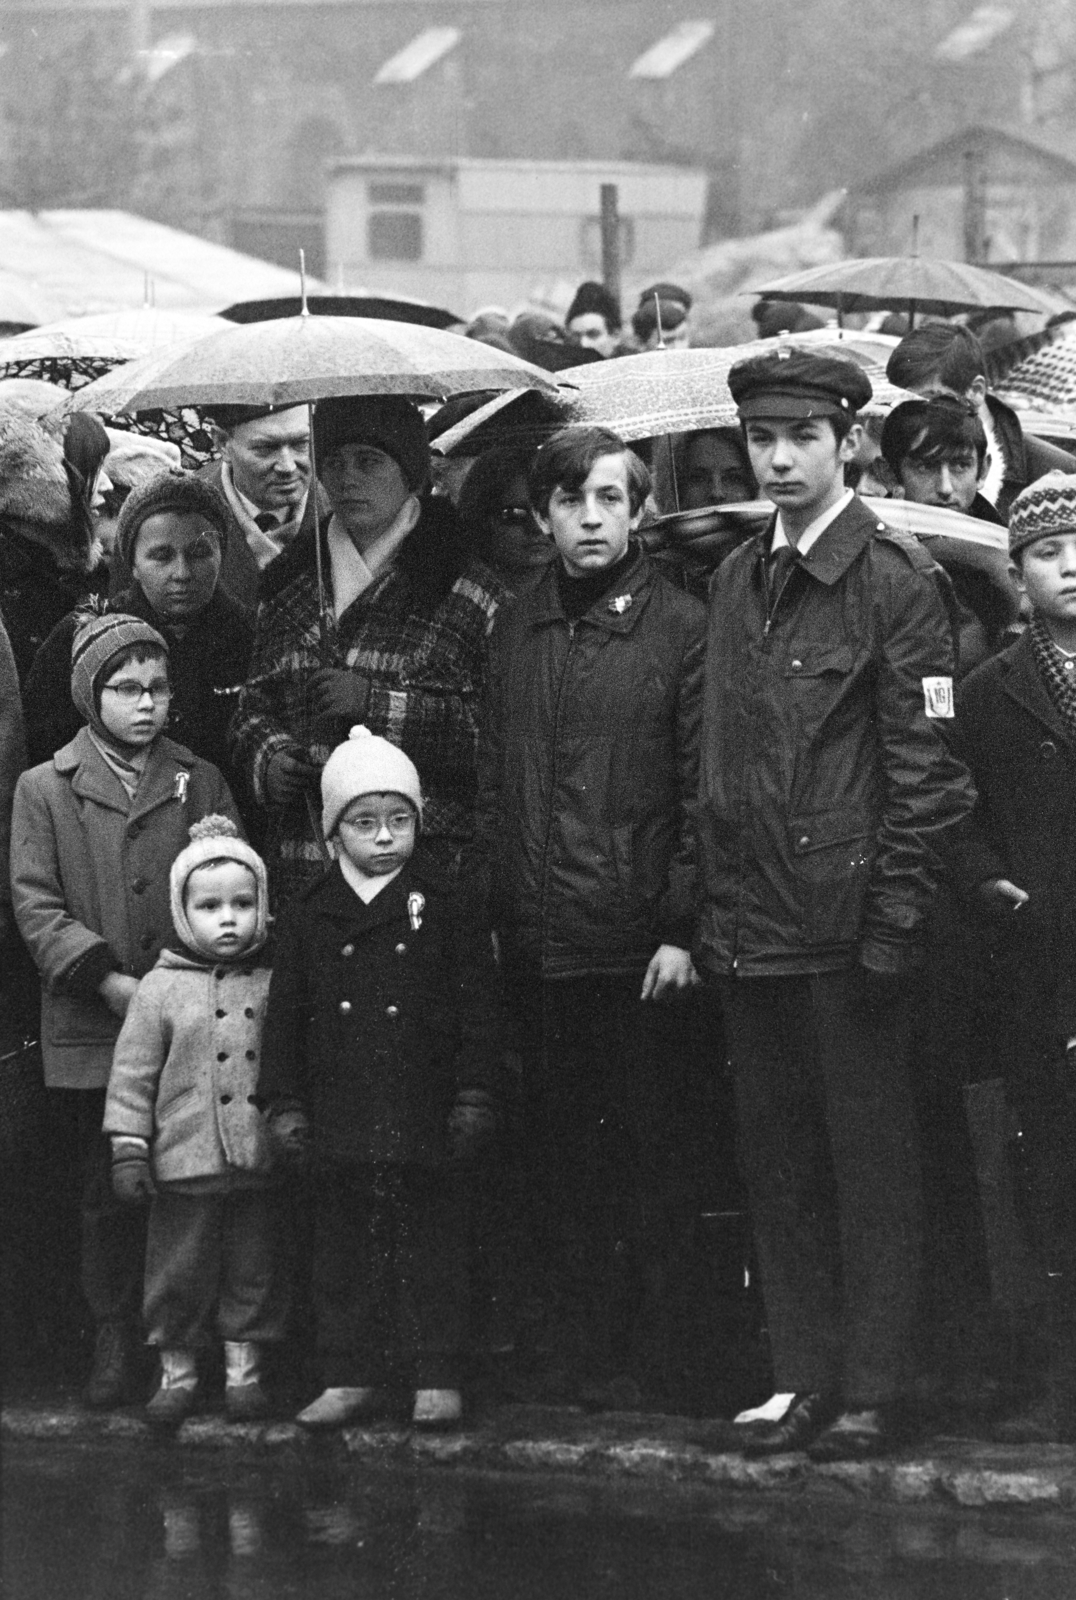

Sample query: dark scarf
[1029,612,1076,737]
[556,543,638,622]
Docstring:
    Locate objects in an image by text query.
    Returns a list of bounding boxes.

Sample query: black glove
[112,1153,156,1205]
[447,1090,497,1162]
[269,1108,310,1172]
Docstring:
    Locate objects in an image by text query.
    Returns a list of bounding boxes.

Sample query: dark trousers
[68,1088,146,1329]
[312,1163,469,1389]
[719,969,923,1406]
[143,1186,290,1349]
[513,975,700,1386]
[1008,1046,1076,1375]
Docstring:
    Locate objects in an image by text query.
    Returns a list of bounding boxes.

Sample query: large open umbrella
[68,314,558,416]
[220,294,461,331]
[748,257,1059,326]
[433,337,911,458]
[0,308,230,390]
[992,331,1076,413]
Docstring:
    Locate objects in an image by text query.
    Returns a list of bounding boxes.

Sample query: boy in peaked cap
[696,346,976,1459]
[258,727,503,1430]
[946,473,1076,1442]
[10,612,239,1409]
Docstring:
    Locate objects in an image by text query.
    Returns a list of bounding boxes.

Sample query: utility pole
[963,145,988,263]
[600,184,621,308]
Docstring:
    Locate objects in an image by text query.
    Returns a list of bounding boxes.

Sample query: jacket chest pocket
[782,646,858,733]
[790,806,873,946]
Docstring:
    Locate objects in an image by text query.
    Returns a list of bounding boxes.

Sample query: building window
[369,182,425,206]
[368,210,423,261]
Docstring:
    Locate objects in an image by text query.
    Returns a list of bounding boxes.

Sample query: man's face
[567,313,618,359]
[537,452,641,577]
[132,512,222,620]
[898,446,982,513]
[320,441,412,547]
[1013,534,1076,629]
[220,407,311,512]
[682,431,755,509]
[743,416,859,518]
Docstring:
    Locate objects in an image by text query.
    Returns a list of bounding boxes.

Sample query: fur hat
[321,724,423,838]
[312,397,429,492]
[169,815,270,958]
[116,469,230,566]
[566,281,621,331]
[70,610,169,728]
[0,401,96,572]
[1009,471,1076,561]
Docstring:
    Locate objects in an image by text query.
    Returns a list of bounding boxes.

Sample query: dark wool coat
[258,852,502,1167]
[105,950,274,1189]
[947,632,1076,1051]
[230,498,506,897]
[10,729,238,1088]
[695,496,977,979]
[197,460,331,612]
[986,394,1075,521]
[472,547,705,980]
[21,587,254,797]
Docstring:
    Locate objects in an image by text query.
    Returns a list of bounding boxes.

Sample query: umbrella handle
[307,399,332,662]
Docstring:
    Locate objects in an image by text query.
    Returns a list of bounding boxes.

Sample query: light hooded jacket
[10,728,237,1088]
[104,949,274,1189]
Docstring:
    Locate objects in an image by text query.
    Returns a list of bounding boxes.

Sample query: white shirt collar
[771,488,854,557]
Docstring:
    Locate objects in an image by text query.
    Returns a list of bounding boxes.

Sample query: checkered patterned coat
[230,502,506,903]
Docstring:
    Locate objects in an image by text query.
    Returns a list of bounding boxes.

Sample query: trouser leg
[143,1191,222,1348]
[311,1165,392,1387]
[393,1166,470,1389]
[217,1187,291,1345]
[720,976,843,1396]
[77,1089,145,1328]
[810,970,923,1405]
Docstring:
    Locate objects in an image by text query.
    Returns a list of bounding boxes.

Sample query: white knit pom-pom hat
[169,815,270,954]
[321,725,424,839]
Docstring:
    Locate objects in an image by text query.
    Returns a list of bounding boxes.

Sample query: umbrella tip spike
[299,250,309,318]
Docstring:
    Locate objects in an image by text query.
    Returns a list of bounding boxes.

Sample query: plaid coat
[230,498,506,901]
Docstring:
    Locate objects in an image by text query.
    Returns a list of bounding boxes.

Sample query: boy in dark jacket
[471,426,706,1407]
[949,472,1076,1442]
[259,727,501,1430]
[697,350,976,1460]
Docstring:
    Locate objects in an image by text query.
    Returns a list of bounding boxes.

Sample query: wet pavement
[6,1436,1076,1600]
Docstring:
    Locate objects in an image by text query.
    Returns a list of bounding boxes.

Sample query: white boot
[224,1341,270,1422]
[146,1348,198,1427]
[296,1387,378,1429]
[734,1391,795,1426]
[412,1388,462,1428]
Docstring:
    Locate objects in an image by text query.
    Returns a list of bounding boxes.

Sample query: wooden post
[600,183,621,307]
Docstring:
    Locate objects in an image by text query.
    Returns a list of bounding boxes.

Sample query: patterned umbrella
[748,257,1060,321]
[433,337,912,457]
[993,333,1076,413]
[67,314,558,416]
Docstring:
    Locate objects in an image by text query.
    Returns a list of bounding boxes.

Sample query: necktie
[254,511,280,533]
[766,545,798,611]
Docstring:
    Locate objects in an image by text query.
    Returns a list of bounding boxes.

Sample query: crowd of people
[3,293,1076,1464]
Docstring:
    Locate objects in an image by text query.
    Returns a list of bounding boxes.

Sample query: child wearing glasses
[10,612,238,1410]
[258,726,503,1430]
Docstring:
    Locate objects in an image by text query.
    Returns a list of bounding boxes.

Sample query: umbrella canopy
[748,257,1058,320]
[0,308,231,389]
[433,337,911,457]
[68,314,558,416]
[219,294,461,331]
[993,331,1076,413]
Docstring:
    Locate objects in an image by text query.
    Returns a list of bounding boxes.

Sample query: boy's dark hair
[885,324,985,396]
[457,445,538,559]
[528,427,651,519]
[880,395,988,476]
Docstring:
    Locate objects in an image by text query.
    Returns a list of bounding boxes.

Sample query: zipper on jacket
[537,621,577,969]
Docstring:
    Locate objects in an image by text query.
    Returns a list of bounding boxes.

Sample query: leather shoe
[741,1392,834,1457]
[806,1407,891,1462]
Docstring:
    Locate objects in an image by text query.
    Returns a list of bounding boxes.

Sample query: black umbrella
[219,293,461,331]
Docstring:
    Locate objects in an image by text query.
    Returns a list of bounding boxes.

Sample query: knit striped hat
[1009,472,1076,560]
[70,611,169,728]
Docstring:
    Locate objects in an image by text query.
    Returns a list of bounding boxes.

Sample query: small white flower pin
[173,771,190,803]
[407,891,425,931]
[608,593,633,615]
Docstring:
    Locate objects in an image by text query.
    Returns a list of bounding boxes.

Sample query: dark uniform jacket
[258,851,502,1167]
[472,546,706,980]
[948,632,1076,1051]
[695,495,976,980]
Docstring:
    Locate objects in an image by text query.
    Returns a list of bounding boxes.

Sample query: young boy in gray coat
[11,612,238,1408]
[104,815,285,1427]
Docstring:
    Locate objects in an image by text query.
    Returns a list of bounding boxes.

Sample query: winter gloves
[447,1088,497,1162]
[111,1137,156,1204]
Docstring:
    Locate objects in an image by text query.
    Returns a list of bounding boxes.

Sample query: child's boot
[224,1341,271,1422]
[296,1387,379,1428]
[145,1348,198,1429]
[412,1388,462,1429]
